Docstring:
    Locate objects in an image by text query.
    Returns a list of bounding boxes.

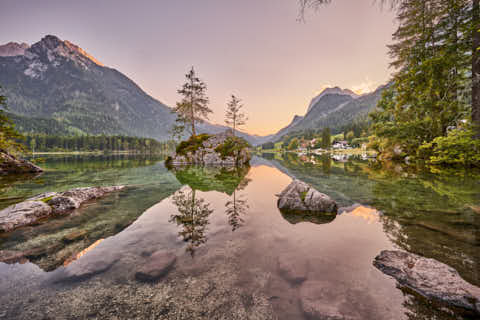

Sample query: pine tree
[0,87,25,153]
[321,127,331,149]
[473,0,480,138]
[225,95,248,137]
[174,67,212,137]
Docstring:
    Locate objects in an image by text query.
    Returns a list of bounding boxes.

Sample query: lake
[0,154,479,319]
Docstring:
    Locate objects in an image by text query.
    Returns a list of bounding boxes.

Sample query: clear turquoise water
[0,154,478,319]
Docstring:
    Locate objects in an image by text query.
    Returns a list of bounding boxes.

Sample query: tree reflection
[225,190,249,231]
[169,188,213,256]
[224,168,251,231]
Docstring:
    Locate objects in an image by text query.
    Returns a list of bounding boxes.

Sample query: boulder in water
[374,250,480,315]
[277,180,337,214]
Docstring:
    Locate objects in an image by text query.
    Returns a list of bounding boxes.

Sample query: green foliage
[261,142,275,150]
[370,0,473,163]
[22,134,171,154]
[418,128,480,167]
[351,137,369,147]
[225,95,247,135]
[321,127,331,149]
[288,138,299,150]
[346,131,355,142]
[214,136,250,160]
[176,134,211,156]
[0,88,26,154]
[172,166,251,196]
[174,67,212,136]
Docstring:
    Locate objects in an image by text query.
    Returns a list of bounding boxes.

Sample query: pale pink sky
[0,0,396,135]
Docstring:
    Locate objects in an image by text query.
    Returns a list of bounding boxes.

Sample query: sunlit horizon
[1,0,396,136]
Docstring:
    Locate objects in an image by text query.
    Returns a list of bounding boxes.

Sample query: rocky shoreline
[0,150,43,175]
[0,186,125,233]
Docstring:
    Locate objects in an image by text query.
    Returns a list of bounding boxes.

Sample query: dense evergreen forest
[23,134,174,154]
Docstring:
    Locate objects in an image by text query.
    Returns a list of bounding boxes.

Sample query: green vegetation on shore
[23,134,173,154]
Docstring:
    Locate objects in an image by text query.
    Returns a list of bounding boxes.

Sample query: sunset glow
[0,0,396,136]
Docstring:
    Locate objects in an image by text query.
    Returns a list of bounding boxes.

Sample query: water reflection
[170,188,213,256]
[0,155,181,271]
[169,165,252,253]
[225,190,249,231]
[279,210,337,225]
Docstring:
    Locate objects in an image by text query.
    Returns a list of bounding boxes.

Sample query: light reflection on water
[0,154,478,319]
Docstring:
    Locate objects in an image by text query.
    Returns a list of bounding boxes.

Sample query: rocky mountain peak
[30,35,104,67]
[0,42,30,57]
[307,87,359,113]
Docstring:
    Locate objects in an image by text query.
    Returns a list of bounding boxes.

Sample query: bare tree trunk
[473,0,480,138]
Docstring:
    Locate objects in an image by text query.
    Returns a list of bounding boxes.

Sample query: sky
[0,0,396,136]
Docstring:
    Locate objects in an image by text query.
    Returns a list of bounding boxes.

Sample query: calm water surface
[0,154,478,319]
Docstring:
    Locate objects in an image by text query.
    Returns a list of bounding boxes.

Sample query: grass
[214,136,250,160]
[176,134,211,156]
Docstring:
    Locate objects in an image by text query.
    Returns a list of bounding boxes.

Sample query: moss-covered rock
[168,131,251,166]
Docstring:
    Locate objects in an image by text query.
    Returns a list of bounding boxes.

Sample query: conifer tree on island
[173,67,212,137]
[225,95,248,137]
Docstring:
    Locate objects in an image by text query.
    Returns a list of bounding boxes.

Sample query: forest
[22,134,173,154]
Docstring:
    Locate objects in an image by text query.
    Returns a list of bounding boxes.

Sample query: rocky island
[166,131,251,166]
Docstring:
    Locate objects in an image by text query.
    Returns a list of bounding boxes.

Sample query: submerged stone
[0,186,125,232]
[299,280,354,320]
[373,250,480,315]
[277,255,309,285]
[0,201,52,232]
[135,250,177,282]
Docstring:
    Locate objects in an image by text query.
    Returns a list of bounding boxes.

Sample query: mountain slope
[267,85,385,142]
[306,87,358,113]
[0,35,272,145]
[0,35,177,140]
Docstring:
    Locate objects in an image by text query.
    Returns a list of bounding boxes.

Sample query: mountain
[267,85,386,142]
[306,87,358,113]
[0,35,267,145]
[0,42,30,57]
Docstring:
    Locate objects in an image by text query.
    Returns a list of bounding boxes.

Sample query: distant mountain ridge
[306,87,359,113]
[266,85,386,143]
[0,35,270,145]
[0,35,384,146]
